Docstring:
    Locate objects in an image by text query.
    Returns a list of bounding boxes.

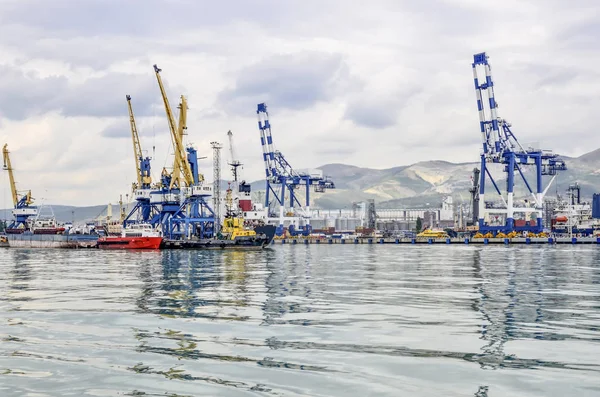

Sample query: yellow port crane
[126,95,152,190]
[153,64,194,189]
[2,144,32,207]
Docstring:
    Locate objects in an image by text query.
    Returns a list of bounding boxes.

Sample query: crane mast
[153,64,194,188]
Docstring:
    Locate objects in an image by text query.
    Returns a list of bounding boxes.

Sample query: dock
[273,236,600,245]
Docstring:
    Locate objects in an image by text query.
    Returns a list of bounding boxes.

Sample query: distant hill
[2,149,598,220]
[0,203,124,223]
[248,149,600,209]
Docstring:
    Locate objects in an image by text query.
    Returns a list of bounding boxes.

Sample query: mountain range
[2,149,599,222]
[309,149,600,209]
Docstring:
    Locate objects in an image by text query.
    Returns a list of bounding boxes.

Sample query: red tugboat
[97,223,162,250]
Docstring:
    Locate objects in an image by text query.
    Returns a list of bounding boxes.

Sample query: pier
[274,237,600,245]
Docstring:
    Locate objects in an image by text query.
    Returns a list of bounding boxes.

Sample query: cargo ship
[162,222,275,250]
[550,184,600,236]
[5,232,98,248]
[3,207,98,248]
[97,223,163,250]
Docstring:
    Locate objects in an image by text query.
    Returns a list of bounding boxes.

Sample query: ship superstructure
[551,184,600,236]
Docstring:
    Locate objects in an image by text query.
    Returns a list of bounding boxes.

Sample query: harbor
[2,2,600,397]
[3,52,600,249]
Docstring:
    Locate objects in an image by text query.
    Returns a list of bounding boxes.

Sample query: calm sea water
[1,245,599,396]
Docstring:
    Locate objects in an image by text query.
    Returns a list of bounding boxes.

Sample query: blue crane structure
[151,64,215,240]
[256,102,335,222]
[123,94,161,228]
[471,52,566,234]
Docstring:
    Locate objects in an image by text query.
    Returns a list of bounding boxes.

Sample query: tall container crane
[151,64,215,239]
[471,52,566,234]
[2,144,38,232]
[123,95,160,227]
[256,102,335,227]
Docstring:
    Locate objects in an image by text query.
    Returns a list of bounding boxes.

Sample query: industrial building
[310,196,455,233]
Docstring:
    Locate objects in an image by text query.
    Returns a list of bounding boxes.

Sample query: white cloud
[0,0,598,205]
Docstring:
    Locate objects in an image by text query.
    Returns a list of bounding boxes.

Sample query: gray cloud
[0,65,67,120]
[345,101,399,129]
[0,0,339,38]
[0,0,599,205]
[101,121,130,139]
[344,85,422,129]
[218,51,360,114]
[0,65,160,120]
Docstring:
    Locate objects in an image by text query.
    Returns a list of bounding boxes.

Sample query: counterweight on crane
[2,144,38,231]
[471,52,566,234]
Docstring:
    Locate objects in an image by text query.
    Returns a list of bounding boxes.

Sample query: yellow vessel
[417,229,449,238]
[220,216,257,240]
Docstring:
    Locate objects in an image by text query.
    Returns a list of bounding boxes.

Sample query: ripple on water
[1,246,600,396]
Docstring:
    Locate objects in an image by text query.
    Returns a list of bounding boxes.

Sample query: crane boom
[2,144,33,208]
[126,95,143,188]
[2,144,18,207]
[153,64,194,187]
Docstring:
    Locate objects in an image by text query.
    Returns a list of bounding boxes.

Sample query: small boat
[161,187,275,250]
[416,229,450,238]
[97,223,163,250]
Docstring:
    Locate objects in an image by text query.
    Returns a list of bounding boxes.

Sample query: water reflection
[1,246,599,396]
[262,247,316,326]
[474,386,489,397]
[472,247,600,371]
[6,250,34,305]
[128,249,332,394]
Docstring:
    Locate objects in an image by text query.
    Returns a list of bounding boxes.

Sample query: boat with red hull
[97,224,162,250]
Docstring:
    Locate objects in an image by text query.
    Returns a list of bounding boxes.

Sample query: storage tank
[310,219,326,230]
[326,217,336,228]
[347,218,359,231]
[335,218,348,231]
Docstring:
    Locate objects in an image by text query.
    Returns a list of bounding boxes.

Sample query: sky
[0,0,598,206]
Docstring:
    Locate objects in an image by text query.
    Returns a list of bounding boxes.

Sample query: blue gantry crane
[256,102,335,234]
[471,52,566,234]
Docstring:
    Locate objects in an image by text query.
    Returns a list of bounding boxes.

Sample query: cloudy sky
[0,0,598,206]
